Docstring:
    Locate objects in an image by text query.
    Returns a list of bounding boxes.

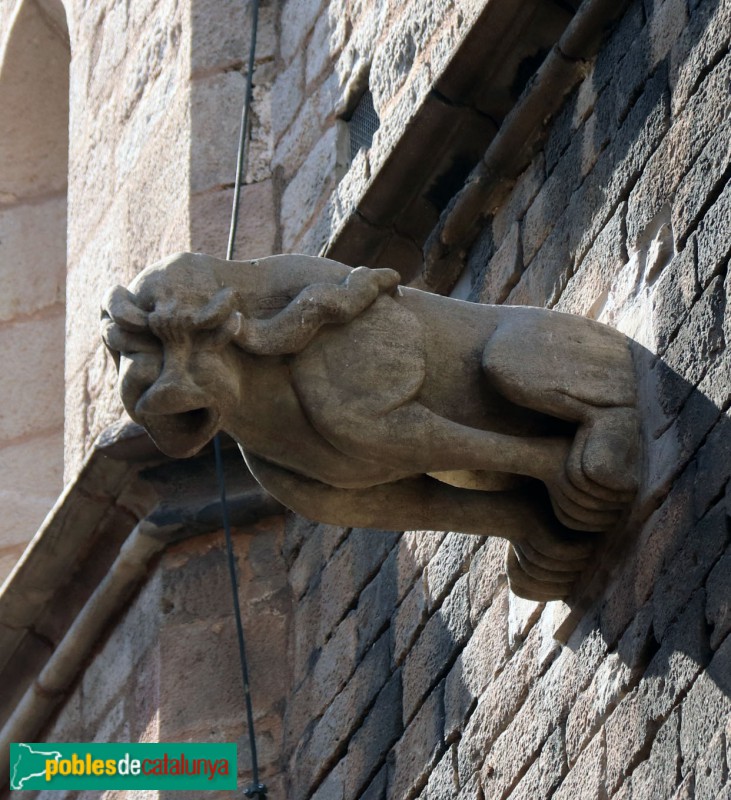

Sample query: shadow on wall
[281,0,730,795]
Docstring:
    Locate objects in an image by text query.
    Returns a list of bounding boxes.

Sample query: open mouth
[142,406,221,458]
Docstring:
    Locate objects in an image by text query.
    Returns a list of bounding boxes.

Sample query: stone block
[345,671,403,799]
[392,575,429,667]
[679,634,731,772]
[652,274,725,418]
[593,2,645,94]
[652,500,727,639]
[477,222,522,305]
[287,613,359,746]
[696,178,731,288]
[468,538,506,627]
[294,527,397,672]
[706,550,731,650]
[273,94,324,181]
[651,241,699,354]
[604,591,710,794]
[353,546,401,659]
[306,12,339,88]
[190,0,276,75]
[556,203,626,318]
[288,524,349,600]
[670,0,731,115]
[480,628,605,798]
[492,153,545,247]
[601,460,697,646]
[292,632,390,797]
[627,709,681,800]
[0,311,65,441]
[280,0,325,63]
[388,681,444,800]
[694,411,731,517]
[506,727,566,800]
[425,532,482,611]
[272,50,305,144]
[551,730,605,800]
[507,220,570,308]
[523,114,602,266]
[444,586,509,741]
[456,625,546,784]
[0,430,63,555]
[189,181,277,261]
[694,728,727,800]
[565,652,635,766]
[190,71,251,193]
[0,197,66,322]
[425,744,459,800]
[613,0,687,125]
[627,53,730,250]
[281,124,349,250]
[359,766,387,800]
[402,575,470,724]
[673,116,731,247]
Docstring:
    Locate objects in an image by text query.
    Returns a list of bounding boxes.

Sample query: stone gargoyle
[101,252,640,601]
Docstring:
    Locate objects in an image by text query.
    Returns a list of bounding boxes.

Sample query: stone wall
[0,0,69,580]
[280,0,731,798]
[11,518,291,800]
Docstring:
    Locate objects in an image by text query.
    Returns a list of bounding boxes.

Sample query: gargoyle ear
[101,286,149,332]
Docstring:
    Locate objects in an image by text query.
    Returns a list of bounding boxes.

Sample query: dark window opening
[347,90,381,160]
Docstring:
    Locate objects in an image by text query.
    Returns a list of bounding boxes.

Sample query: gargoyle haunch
[102,251,640,600]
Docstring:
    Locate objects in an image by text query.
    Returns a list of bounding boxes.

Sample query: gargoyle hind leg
[242,451,595,599]
[482,311,641,529]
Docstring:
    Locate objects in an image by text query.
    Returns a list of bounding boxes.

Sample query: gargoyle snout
[135,371,210,418]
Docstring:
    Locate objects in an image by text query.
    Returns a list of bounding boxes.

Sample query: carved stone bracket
[102,252,641,601]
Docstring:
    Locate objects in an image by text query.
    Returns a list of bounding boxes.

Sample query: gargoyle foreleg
[242,451,594,591]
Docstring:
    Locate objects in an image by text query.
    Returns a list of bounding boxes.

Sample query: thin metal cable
[227,0,260,262]
[215,0,266,797]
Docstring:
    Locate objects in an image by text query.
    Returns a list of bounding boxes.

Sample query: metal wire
[348,89,380,161]
[215,0,267,796]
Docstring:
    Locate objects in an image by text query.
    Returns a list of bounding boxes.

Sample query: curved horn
[101,286,149,332]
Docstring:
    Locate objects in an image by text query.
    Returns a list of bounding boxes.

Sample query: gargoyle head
[101,252,244,458]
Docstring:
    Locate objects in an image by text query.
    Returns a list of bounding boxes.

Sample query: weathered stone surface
[190,181,277,261]
[468,539,507,627]
[403,575,470,724]
[679,634,731,772]
[556,203,626,319]
[424,533,482,611]
[506,727,566,800]
[492,154,545,246]
[628,709,681,800]
[388,681,444,800]
[605,591,711,794]
[706,550,731,650]
[0,312,65,441]
[565,652,635,766]
[627,52,730,249]
[479,630,606,799]
[693,728,727,800]
[552,730,605,800]
[272,50,306,145]
[477,222,522,305]
[288,524,349,600]
[345,672,403,799]
[651,241,699,354]
[652,501,727,639]
[444,586,509,740]
[0,197,66,322]
[696,178,731,288]
[293,632,391,797]
[393,576,429,667]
